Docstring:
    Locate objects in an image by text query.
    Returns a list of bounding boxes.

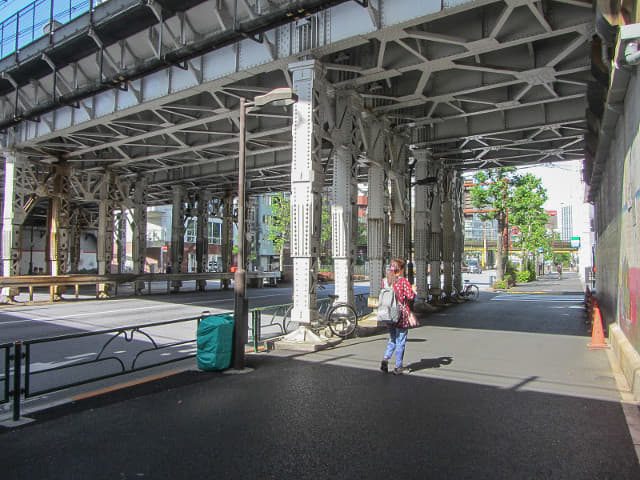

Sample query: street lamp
[407,156,416,285]
[233,87,297,370]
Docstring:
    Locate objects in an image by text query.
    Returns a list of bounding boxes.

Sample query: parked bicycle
[458,280,480,301]
[285,294,358,338]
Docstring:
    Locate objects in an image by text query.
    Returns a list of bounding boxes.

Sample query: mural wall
[617,71,640,351]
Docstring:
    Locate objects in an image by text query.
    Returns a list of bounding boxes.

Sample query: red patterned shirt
[393,277,416,328]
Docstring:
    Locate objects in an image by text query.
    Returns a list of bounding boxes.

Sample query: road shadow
[406,356,453,372]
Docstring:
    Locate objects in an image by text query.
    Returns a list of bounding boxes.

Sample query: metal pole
[12,341,21,421]
[232,98,249,369]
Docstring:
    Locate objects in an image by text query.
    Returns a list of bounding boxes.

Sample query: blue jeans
[383,326,408,368]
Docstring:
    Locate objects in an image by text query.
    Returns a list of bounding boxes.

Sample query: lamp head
[254,87,298,108]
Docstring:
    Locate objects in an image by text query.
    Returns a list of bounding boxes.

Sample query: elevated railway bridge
[0,0,638,389]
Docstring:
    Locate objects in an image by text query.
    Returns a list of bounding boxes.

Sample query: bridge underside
[0,0,594,204]
[0,0,635,326]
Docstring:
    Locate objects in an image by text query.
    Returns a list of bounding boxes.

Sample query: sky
[517,160,584,210]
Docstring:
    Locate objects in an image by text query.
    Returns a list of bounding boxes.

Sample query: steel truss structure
[0,0,599,319]
[0,0,592,205]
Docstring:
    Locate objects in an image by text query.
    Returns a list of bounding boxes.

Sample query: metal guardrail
[0,0,101,60]
[0,271,281,301]
[22,314,206,399]
[3,293,370,421]
[1,342,10,406]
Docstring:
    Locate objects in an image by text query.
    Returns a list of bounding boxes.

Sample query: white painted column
[171,185,185,290]
[288,59,325,328]
[430,163,442,293]
[367,122,385,299]
[97,171,114,296]
[442,170,455,296]
[453,172,464,293]
[413,151,430,301]
[49,162,71,278]
[1,152,23,301]
[132,177,147,294]
[332,146,356,306]
[390,141,407,261]
[332,94,356,306]
[196,190,211,291]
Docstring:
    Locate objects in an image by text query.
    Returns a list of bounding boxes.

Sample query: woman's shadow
[406,356,453,372]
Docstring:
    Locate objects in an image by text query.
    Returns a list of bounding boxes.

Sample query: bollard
[12,342,21,422]
[252,311,261,353]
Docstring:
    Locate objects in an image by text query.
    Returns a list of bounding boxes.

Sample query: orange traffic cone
[588,301,609,349]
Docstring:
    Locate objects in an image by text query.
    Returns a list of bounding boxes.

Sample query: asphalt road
[1,272,638,479]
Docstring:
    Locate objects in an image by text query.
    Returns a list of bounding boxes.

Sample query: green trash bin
[197,314,235,371]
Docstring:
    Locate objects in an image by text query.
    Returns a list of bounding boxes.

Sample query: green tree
[320,199,332,264]
[472,169,551,282]
[470,168,517,281]
[509,173,549,279]
[266,192,290,271]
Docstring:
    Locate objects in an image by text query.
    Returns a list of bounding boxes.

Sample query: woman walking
[380,258,416,375]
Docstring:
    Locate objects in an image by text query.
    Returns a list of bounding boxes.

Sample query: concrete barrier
[609,323,640,402]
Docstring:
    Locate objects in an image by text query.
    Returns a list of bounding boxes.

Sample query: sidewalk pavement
[493,270,585,294]
[1,272,639,479]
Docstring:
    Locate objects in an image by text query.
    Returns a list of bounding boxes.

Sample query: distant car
[467,260,482,274]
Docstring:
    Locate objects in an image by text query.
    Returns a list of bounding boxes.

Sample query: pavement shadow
[406,356,453,372]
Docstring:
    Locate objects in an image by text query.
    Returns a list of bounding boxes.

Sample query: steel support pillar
[390,140,407,262]
[221,192,234,289]
[171,185,185,291]
[413,151,430,301]
[442,169,455,297]
[116,210,126,274]
[69,213,81,274]
[453,171,464,293]
[48,162,71,300]
[1,152,24,301]
[196,190,211,292]
[332,145,356,306]
[366,123,385,300]
[97,171,115,297]
[280,59,330,347]
[331,94,356,307]
[430,163,443,294]
[132,177,147,294]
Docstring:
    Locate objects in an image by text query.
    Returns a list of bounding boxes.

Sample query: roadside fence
[1,293,372,423]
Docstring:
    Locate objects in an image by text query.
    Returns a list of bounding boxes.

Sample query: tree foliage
[266,192,290,269]
[470,168,517,281]
[470,168,549,282]
[509,173,550,275]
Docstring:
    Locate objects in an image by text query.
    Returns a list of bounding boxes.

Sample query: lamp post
[233,87,297,370]
[407,156,416,285]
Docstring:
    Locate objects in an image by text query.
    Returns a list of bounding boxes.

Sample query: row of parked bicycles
[255,281,480,341]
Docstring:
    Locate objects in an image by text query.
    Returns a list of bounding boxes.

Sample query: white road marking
[491,294,583,303]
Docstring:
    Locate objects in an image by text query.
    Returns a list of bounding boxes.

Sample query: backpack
[377,285,400,323]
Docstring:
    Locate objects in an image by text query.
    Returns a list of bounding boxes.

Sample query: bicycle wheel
[466,284,480,301]
[327,303,358,338]
[283,305,298,333]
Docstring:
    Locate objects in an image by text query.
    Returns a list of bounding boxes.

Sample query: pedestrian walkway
[1,273,638,479]
[496,269,585,294]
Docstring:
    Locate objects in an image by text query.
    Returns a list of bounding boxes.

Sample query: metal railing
[3,293,372,421]
[1,342,10,406]
[0,0,103,59]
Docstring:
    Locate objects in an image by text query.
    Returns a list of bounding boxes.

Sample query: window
[209,220,222,245]
[184,219,197,243]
